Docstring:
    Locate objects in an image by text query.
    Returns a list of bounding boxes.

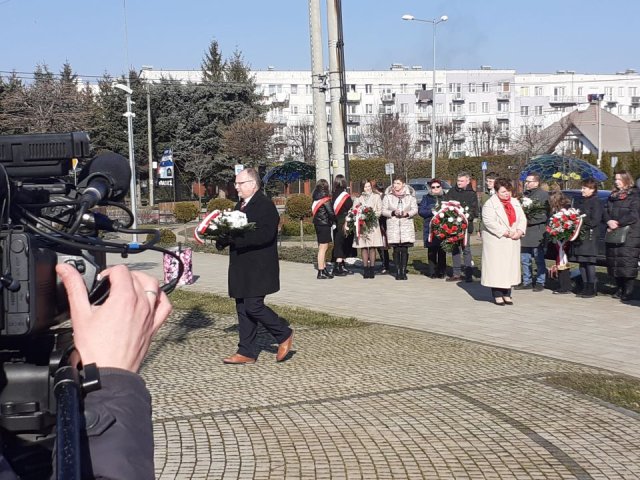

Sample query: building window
[618,105,624,114]
[497,102,508,112]
[629,87,637,96]
[366,104,373,114]
[436,83,443,93]
[306,84,312,94]
[500,82,510,92]
[291,105,299,115]
[381,84,392,94]
[521,106,529,116]
[365,84,372,94]
[577,87,583,96]
[481,82,489,93]
[400,84,407,93]
[535,86,544,96]
[269,84,276,95]
[401,103,408,114]
[436,103,444,114]
[482,102,489,113]
[469,102,476,113]
[520,87,529,97]
[348,104,357,114]
[604,86,613,96]
[468,83,476,93]
[619,87,625,97]
[291,84,298,94]
[534,105,543,115]
[306,105,313,115]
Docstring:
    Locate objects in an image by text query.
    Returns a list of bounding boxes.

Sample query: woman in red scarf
[480,178,527,305]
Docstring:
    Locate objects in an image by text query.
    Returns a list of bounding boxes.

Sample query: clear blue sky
[1,0,638,81]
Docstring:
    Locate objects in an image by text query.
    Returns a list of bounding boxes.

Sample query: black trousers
[427,246,446,275]
[235,296,292,358]
[491,287,512,298]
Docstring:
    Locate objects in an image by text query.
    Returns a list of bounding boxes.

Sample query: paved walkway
[116,249,640,378]
[112,249,640,479]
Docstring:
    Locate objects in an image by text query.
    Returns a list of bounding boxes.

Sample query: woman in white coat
[481,178,527,305]
[382,175,418,280]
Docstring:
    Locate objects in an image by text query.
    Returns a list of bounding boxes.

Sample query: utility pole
[326,0,345,177]
[308,0,331,182]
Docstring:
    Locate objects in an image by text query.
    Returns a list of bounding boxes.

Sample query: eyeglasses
[431,185,441,189]
[234,180,255,187]
[525,179,537,183]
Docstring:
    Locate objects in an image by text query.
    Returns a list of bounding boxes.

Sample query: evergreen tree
[226,48,252,84]
[201,39,225,83]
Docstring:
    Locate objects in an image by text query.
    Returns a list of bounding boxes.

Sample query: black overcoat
[570,194,603,262]
[604,188,640,278]
[521,187,550,248]
[228,191,280,298]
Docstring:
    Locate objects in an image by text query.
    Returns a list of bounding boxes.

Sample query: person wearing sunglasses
[418,179,447,278]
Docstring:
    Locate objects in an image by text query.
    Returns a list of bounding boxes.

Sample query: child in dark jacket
[312,179,335,279]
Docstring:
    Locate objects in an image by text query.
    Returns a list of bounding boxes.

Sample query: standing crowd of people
[310,170,640,305]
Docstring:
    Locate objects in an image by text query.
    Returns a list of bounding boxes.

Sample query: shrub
[281,220,315,236]
[147,228,177,245]
[414,215,424,234]
[285,194,312,220]
[174,202,199,224]
[207,197,236,213]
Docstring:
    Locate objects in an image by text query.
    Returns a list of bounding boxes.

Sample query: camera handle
[53,362,100,480]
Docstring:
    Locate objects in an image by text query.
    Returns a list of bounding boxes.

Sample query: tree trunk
[299,219,305,248]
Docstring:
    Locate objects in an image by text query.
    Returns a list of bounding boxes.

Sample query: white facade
[140,66,640,161]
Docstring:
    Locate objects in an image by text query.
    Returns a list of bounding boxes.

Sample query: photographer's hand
[56,263,172,373]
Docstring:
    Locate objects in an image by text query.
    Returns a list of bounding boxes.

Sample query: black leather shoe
[514,284,533,290]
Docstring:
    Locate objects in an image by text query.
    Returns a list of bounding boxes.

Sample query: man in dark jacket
[218,167,293,364]
[517,173,550,291]
[445,172,479,282]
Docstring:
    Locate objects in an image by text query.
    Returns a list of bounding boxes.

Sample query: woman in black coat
[418,179,446,278]
[331,174,355,276]
[604,170,640,301]
[312,179,336,279]
[571,178,604,298]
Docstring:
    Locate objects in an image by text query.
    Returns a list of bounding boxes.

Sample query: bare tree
[469,121,498,157]
[286,118,316,164]
[183,148,215,212]
[434,120,456,160]
[222,117,275,167]
[364,113,416,177]
[510,116,571,161]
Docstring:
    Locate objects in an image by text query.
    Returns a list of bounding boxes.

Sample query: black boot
[621,278,635,301]
[399,249,408,280]
[579,282,596,298]
[464,266,473,283]
[553,269,571,294]
[317,268,333,279]
[393,249,401,279]
[612,278,624,299]
[369,266,375,279]
[334,262,347,276]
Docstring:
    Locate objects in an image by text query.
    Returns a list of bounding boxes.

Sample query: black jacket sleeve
[79,369,154,480]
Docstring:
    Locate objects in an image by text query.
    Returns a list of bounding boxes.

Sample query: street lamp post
[140,65,155,206]
[113,82,139,243]
[402,13,448,179]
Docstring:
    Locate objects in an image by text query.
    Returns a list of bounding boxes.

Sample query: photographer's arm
[56,264,172,480]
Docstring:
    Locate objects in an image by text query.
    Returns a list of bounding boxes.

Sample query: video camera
[0,132,182,478]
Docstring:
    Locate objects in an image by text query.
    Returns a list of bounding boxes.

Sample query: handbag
[604,225,630,245]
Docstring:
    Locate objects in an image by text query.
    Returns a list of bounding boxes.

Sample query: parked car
[408,178,452,203]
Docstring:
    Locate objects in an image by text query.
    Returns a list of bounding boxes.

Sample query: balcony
[451,93,465,103]
[497,92,511,101]
[347,134,361,143]
[452,115,466,122]
[415,89,433,104]
[270,115,287,124]
[271,93,290,106]
[347,115,361,124]
[416,111,431,122]
[549,96,579,106]
[605,95,618,106]
[378,105,394,114]
[632,96,640,106]
[496,130,510,139]
[453,132,465,142]
[381,92,395,103]
[273,135,287,144]
[416,133,430,142]
[496,112,510,120]
[346,91,361,102]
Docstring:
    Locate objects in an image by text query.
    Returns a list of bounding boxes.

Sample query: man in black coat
[218,167,293,364]
[517,173,550,291]
[444,171,479,282]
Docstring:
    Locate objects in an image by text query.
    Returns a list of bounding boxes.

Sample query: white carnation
[447,217,453,223]
[439,212,444,218]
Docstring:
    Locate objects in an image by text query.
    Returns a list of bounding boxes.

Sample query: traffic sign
[481,161,488,171]
[72,158,79,171]
[385,162,395,175]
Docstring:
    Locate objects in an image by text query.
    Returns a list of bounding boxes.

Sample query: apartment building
[140,66,640,161]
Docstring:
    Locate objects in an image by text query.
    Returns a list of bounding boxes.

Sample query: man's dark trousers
[236,297,292,358]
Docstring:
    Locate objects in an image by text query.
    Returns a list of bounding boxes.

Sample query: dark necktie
[240,201,247,211]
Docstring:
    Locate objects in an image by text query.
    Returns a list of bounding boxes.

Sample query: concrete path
[114,249,640,379]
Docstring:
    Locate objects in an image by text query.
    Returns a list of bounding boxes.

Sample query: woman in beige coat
[353,179,384,278]
[481,178,527,305]
[382,175,418,280]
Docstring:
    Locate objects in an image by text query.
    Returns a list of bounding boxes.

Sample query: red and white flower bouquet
[345,205,378,237]
[428,200,469,252]
[545,207,584,268]
[194,209,255,244]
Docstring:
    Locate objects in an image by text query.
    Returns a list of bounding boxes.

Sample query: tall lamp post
[113,82,139,242]
[140,65,155,206]
[402,13,448,179]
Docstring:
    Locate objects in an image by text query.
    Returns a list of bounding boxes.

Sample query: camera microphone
[77,152,131,208]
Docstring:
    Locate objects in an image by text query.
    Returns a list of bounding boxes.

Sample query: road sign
[234,164,244,175]
[385,163,395,175]
[72,158,79,171]
[481,161,488,171]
